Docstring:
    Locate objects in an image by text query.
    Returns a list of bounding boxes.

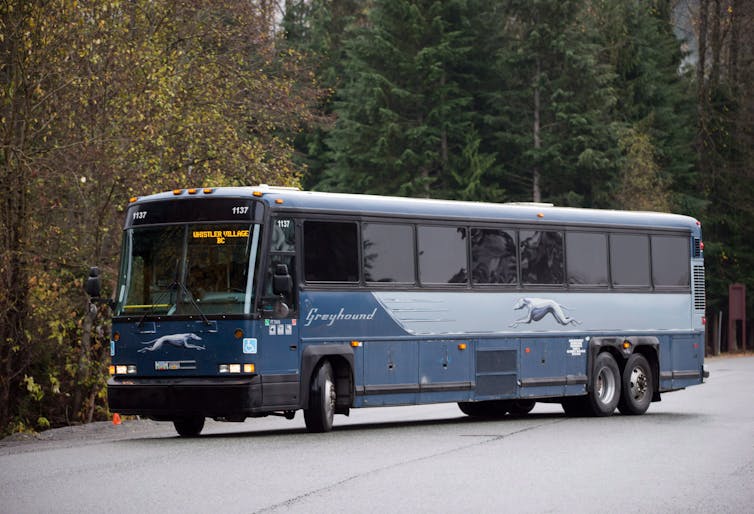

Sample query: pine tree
[282,0,368,190]
[594,0,697,212]
[486,0,619,205]
[320,0,501,200]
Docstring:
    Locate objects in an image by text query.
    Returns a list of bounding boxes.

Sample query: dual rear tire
[562,352,653,417]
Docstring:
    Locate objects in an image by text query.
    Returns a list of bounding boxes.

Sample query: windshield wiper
[174,280,212,326]
[134,280,211,327]
[135,285,175,330]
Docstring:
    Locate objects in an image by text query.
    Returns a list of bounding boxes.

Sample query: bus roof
[134,185,701,233]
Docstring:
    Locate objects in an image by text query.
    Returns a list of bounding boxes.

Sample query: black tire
[304,361,336,433]
[586,352,621,416]
[173,416,205,437]
[618,353,653,415]
[458,400,508,418]
[506,399,536,416]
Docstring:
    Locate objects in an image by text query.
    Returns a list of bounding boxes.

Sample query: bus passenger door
[256,217,300,409]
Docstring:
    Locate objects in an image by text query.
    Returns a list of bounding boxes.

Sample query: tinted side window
[610,234,650,287]
[303,221,359,282]
[418,226,468,284]
[520,230,564,284]
[363,223,415,283]
[652,235,690,287]
[471,228,517,284]
[566,232,608,286]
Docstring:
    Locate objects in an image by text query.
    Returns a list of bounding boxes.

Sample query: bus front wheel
[304,361,336,433]
[173,416,205,437]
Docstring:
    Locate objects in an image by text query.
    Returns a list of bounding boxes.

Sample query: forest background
[1,0,751,435]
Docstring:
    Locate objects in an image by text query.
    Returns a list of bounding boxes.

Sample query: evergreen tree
[320,0,502,200]
[487,0,619,205]
[282,0,368,190]
[594,0,697,212]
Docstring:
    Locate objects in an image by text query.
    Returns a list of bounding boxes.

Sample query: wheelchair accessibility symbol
[243,338,258,354]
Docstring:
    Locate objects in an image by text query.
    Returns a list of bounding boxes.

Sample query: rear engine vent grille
[693,266,706,311]
[693,238,702,257]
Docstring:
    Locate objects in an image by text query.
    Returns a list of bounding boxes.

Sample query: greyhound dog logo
[138,333,205,353]
[510,298,580,328]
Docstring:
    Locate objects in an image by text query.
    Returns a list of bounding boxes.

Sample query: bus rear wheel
[586,352,621,416]
[618,353,653,415]
[304,361,336,433]
[173,416,205,437]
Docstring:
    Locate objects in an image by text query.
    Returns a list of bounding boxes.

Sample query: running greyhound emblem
[138,333,205,353]
[509,298,581,327]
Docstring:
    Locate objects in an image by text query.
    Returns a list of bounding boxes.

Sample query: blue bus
[86,185,708,436]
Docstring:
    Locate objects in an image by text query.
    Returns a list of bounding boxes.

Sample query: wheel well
[632,345,661,402]
[300,345,355,413]
[327,355,354,414]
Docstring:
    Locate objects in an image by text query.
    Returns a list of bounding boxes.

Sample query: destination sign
[125,198,263,227]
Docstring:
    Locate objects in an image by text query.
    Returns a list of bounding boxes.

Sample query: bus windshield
[115,223,261,317]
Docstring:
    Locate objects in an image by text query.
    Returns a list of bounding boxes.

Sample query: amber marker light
[275,199,284,204]
[203,188,214,194]
[109,365,116,375]
[188,188,198,194]
[244,363,255,373]
[129,197,138,203]
[113,332,120,341]
[458,343,467,350]
[351,340,362,348]
[537,212,545,218]
[173,189,183,195]
[234,329,244,339]
[253,190,263,197]
[622,340,632,350]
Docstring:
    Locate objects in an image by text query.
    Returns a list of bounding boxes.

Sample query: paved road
[1,356,752,513]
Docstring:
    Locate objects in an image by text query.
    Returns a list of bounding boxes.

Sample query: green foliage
[321,0,501,199]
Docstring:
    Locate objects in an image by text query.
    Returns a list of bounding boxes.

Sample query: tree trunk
[72,302,97,422]
[709,0,722,88]
[532,58,542,203]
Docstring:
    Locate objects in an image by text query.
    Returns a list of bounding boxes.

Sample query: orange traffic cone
[112,413,122,425]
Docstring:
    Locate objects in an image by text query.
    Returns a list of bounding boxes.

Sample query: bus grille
[693,238,702,257]
[693,265,706,310]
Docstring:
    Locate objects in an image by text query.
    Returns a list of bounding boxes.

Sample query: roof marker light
[173,189,183,195]
[203,188,214,194]
[253,191,263,197]
[129,197,138,203]
[188,188,198,194]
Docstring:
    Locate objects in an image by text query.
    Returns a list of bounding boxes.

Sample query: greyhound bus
[86,185,708,436]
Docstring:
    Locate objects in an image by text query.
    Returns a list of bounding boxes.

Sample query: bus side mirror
[84,267,102,298]
[272,264,293,296]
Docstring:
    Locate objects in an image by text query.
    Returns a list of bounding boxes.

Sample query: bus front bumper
[107,376,263,419]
